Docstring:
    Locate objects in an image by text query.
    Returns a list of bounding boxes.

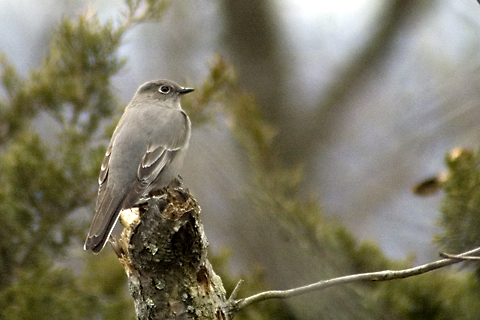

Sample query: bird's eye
[159,86,171,94]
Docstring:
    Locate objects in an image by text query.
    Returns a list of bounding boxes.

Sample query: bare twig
[439,252,480,261]
[228,280,244,301]
[234,246,480,312]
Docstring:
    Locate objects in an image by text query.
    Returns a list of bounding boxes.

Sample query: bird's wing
[96,144,112,212]
[140,144,175,183]
[85,140,124,252]
[127,110,190,203]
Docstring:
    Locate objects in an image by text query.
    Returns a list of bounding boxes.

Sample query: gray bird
[84,79,193,253]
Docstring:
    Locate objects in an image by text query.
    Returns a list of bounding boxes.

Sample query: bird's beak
[179,87,194,95]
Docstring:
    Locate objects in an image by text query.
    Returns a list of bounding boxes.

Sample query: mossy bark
[115,181,230,320]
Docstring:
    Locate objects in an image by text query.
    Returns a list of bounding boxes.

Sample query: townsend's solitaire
[84,79,193,253]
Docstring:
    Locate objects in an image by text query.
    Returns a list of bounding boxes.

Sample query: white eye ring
[159,85,171,94]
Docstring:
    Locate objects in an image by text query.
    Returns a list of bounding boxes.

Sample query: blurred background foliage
[1,0,480,319]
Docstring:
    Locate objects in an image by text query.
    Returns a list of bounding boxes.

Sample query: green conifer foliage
[436,149,480,252]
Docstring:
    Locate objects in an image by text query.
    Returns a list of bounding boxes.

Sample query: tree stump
[113,181,231,320]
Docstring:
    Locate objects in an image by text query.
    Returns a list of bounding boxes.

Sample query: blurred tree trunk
[300,0,434,164]
[221,0,433,166]
[221,0,288,131]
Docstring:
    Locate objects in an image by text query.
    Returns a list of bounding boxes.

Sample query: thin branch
[234,246,480,312]
[439,252,480,261]
[228,280,244,301]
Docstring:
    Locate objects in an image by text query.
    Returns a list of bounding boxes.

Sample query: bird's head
[133,79,194,108]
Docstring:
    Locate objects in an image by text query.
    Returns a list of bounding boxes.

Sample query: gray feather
[84,79,192,253]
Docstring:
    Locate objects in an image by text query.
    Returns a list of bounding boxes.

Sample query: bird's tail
[84,200,123,253]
